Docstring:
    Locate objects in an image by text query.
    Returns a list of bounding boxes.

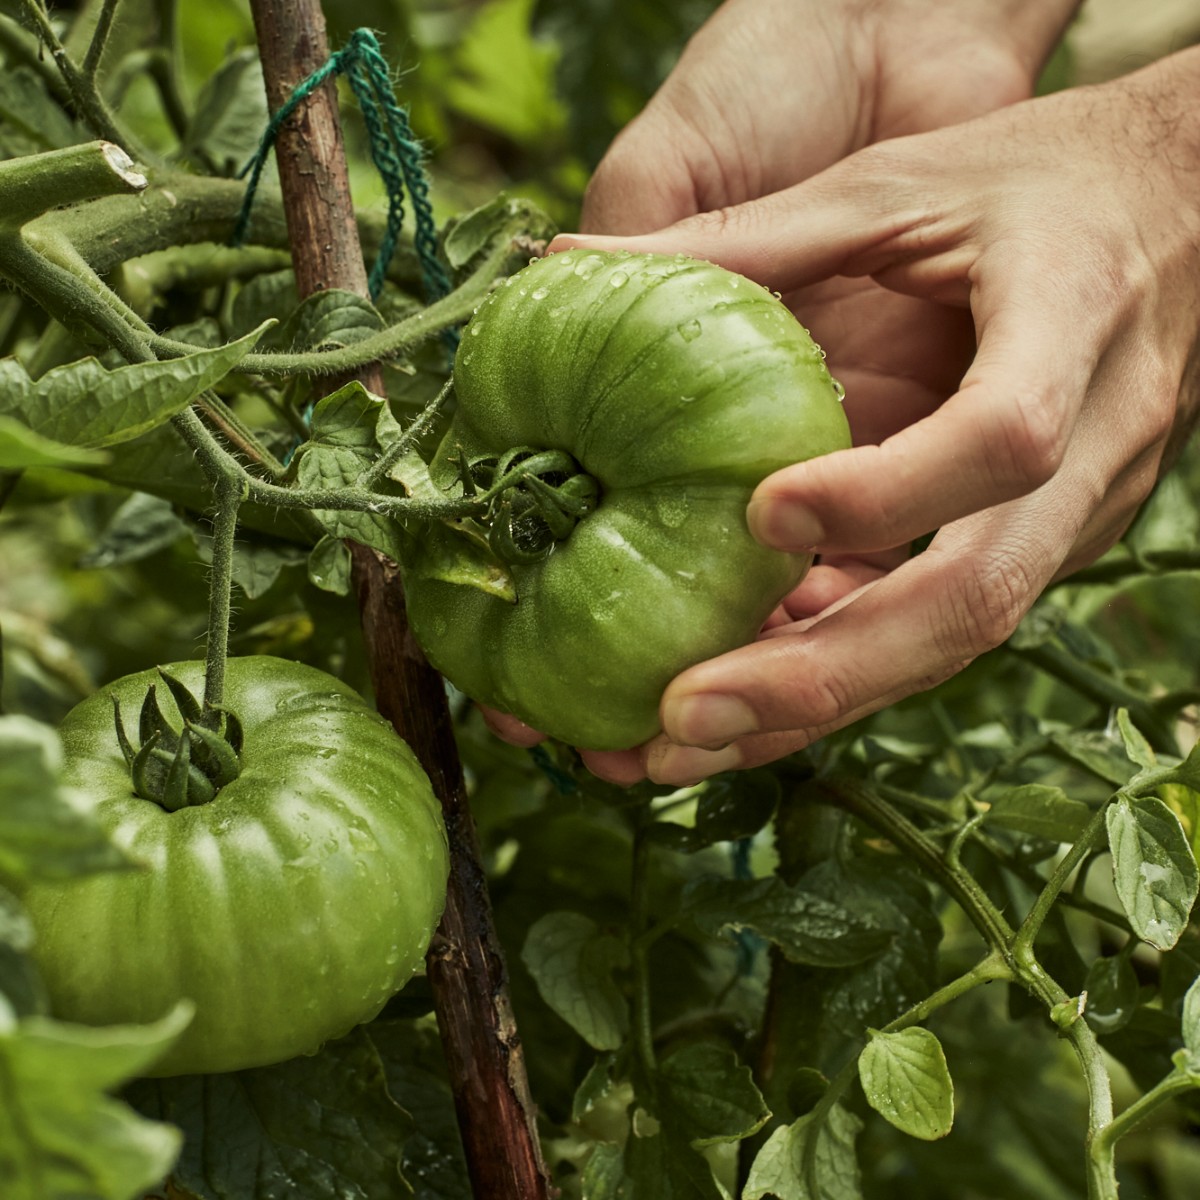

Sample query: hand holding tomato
[545,47,1200,786]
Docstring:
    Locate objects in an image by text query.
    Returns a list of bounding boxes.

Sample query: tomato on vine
[20,656,448,1076]
[403,249,852,750]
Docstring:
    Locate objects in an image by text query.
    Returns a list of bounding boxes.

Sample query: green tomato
[404,250,852,751]
[21,657,448,1076]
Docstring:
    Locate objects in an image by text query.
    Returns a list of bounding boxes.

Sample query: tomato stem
[203,473,247,710]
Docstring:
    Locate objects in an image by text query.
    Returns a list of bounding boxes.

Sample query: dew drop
[677,318,701,342]
[573,254,605,280]
[832,379,846,401]
[609,270,629,288]
[470,323,483,336]
[655,495,688,528]
[531,287,549,300]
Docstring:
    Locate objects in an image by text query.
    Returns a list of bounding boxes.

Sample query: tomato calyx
[452,444,600,566]
[112,668,244,812]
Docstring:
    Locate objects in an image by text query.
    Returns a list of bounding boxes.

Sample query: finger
[747,270,1106,555]
[777,547,909,620]
[479,707,545,749]
[655,485,1077,763]
[579,746,649,787]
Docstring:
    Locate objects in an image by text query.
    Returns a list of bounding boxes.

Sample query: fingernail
[647,742,743,787]
[663,694,758,747]
[747,496,823,552]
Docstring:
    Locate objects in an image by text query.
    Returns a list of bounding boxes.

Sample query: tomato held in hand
[21,657,448,1076]
[404,250,851,751]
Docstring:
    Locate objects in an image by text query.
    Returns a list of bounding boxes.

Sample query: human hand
[580,0,1080,234]
[539,48,1200,786]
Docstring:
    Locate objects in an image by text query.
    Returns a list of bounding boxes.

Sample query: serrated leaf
[681,877,892,970]
[858,1027,954,1141]
[984,784,1093,844]
[282,289,385,352]
[128,1027,413,1200]
[0,1003,190,1200]
[521,911,629,1050]
[1049,729,1137,787]
[192,529,307,600]
[1172,741,1200,792]
[743,1103,863,1200]
[1082,954,1140,1035]
[0,715,133,887]
[1107,796,1199,950]
[308,534,352,595]
[77,492,188,568]
[656,1041,769,1147]
[0,414,109,468]
[1116,708,1156,771]
[0,324,270,449]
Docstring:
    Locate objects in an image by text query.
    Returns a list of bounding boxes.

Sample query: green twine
[233,28,451,308]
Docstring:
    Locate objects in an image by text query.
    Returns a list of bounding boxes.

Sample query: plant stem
[0,141,145,232]
[629,820,658,1079]
[202,474,246,709]
[82,0,120,78]
[1091,1068,1198,1177]
[17,0,150,160]
[247,3,551,1196]
[1053,548,1200,587]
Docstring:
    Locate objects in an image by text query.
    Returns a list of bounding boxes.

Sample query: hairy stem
[202,474,246,709]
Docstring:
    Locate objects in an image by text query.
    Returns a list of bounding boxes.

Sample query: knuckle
[932,551,1036,659]
[770,644,861,729]
[993,391,1069,490]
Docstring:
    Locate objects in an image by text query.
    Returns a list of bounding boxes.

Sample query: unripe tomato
[404,250,851,750]
[21,657,448,1076]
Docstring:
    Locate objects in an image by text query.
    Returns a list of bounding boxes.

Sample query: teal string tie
[233,28,452,310]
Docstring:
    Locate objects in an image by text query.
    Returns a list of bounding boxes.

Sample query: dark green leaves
[1106,795,1199,950]
[858,1027,955,1141]
[656,1041,769,1147]
[984,784,1092,844]
[0,414,108,469]
[680,877,892,970]
[0,325,268,450]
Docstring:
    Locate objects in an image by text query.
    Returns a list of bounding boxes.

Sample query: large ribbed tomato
[20,657,448,1076]
[404,250,851,751]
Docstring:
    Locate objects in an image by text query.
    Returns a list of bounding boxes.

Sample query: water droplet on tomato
[609,271,629,288]
[677,319,701,342]
[531,287,549,300]
[573,254,604,279]
[832,379,846,401]
[470,323,482,336]
[655,496,688,528]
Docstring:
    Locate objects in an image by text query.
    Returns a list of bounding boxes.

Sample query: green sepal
[185,720,242,788]
[157,667,206,728]
[206,704,245,755]
[131,731,165,803]
[488,498,549,565]
[111,694,137,768]
[161,731,194,812]
[138,685,180,754]
[524,472,578,540]
[451,445,478,497]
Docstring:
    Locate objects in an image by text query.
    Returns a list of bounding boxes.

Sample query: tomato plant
[19,657,448,1077]
[404,249,852,750]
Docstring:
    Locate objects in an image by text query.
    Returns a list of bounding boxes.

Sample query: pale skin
[485,0,1200,786]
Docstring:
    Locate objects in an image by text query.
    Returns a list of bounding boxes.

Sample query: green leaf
[182,49,269,175]
[192,529,308,600]
[858,1027,955,1141]
[581,1141,624,1199]
[984,784,1093,844]
[282,289,385,352]
[1082,954,1140,1035]
[0,324,270,449]
[649,771,779,853]
[0,67,79,157]
[1107,795,1199,950]
[1049,729,1137,787]
[443,193,556,268]
[680,877,892,969]
[521,911,629,1050]
[743,1103,863,1200]
[1171,741,1200,792]
[0,414,108,469]
[308,534,352,595]
[77,492,188,568]
[1116,708,1157,771]
[128,1027,414,1200]
[0,715,133,888]
[0,1003,190,1200]
[623,1127,724,1199]
[656,1041,770,1147]
[573,1053,616,1122]
[1183,974,1200,1059]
